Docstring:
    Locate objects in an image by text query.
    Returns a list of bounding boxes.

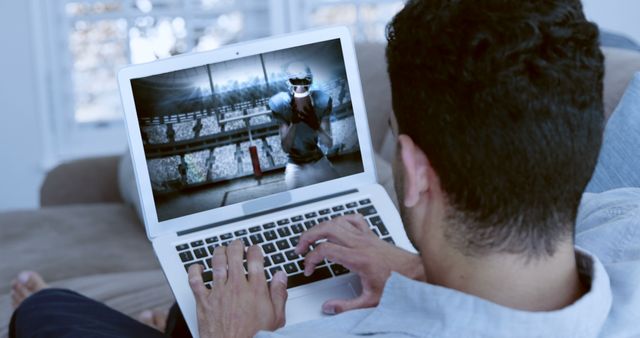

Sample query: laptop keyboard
[174,198,395,289]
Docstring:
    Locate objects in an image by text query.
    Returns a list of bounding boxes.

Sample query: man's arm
[317,116,333,149]
[279,121,298,153]
[269,93,298,153]
[316,97,333,149]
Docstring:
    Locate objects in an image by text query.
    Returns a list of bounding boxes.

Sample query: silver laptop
[118,26,413,337]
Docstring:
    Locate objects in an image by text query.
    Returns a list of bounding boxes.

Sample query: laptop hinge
[177,188,359,236]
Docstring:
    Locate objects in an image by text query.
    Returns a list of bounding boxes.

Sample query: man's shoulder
[576,188,640,263]
[576,188,640,238]
[269,92,292,122]
[269,92,291,111]
[577,189,640,337]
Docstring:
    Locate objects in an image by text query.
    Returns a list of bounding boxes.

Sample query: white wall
[582,0,640,44]
[0,1,44,211]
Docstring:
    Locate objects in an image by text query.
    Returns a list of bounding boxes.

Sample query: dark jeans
[9,289,191,338]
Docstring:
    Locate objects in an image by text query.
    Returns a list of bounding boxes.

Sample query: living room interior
[1,1,640,337]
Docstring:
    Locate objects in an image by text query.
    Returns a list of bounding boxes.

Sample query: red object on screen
[249,145,262,178]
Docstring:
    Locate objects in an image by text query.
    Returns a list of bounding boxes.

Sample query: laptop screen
[131,39,365,222]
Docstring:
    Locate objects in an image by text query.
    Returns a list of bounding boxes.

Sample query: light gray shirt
[257,188,640,338]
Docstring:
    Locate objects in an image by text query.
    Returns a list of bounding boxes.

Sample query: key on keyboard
[250,233,264,245]
[357,206,377,216]
[277,227,291,238]
[194,247,208,259]
[287,267,333,288]
[184,260,204,272]
[264,230,277,241]
[179,251,194,262]
[330,263,350,276]
[262,242,276,254]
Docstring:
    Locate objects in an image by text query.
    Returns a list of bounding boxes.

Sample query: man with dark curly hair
[9,1,640,337]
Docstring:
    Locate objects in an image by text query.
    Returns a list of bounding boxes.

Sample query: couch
[1,43,639,337]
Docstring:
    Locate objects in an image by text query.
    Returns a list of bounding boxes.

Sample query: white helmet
[285,62,313,96]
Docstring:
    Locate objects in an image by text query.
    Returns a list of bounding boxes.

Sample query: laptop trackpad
[285,281,357,325]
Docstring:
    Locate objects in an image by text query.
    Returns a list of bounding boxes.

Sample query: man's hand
[188,240,288,338]
[297,106,320,130]
[289,98,302,124]
[295,214,425,315]
[291,95,320,130]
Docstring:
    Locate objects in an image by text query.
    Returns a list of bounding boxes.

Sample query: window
[35,0,403,162]
[293,0,404,42]
[48,0,266,126]
[63,0,259,124]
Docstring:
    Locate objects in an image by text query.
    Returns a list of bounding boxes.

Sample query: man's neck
[423,240,587,311]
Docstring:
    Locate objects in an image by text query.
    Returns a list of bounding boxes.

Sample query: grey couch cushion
[40,156,123,207]
[356,43,392,152]
[0,204,158,295]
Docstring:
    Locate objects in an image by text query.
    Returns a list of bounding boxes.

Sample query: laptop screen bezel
[118,26,378,239]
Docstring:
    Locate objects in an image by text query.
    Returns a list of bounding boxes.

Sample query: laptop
[118,26,414,337]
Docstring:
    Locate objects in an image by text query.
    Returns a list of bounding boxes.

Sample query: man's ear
[398,135,430,208]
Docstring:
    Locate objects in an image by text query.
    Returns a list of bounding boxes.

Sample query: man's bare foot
[10,271,49,309]
[137,307,169,332]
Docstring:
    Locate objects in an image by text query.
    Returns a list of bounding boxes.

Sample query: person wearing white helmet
[268,61,339,189]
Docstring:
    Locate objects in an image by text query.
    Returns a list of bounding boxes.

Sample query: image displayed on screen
[132,39,364,222]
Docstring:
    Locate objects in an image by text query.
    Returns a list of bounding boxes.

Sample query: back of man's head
[386,0,604,257]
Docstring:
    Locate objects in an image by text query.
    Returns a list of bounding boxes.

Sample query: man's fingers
[226,240,245,282]
[342,214,370,232]
[303,242,351,276]
[322,294,377,315]
[295,215,370,255]
[270,271,289,328]
[295,222,349,255]
[212,246,228,285]
[247,245,266,285]
[187,263,207,301]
